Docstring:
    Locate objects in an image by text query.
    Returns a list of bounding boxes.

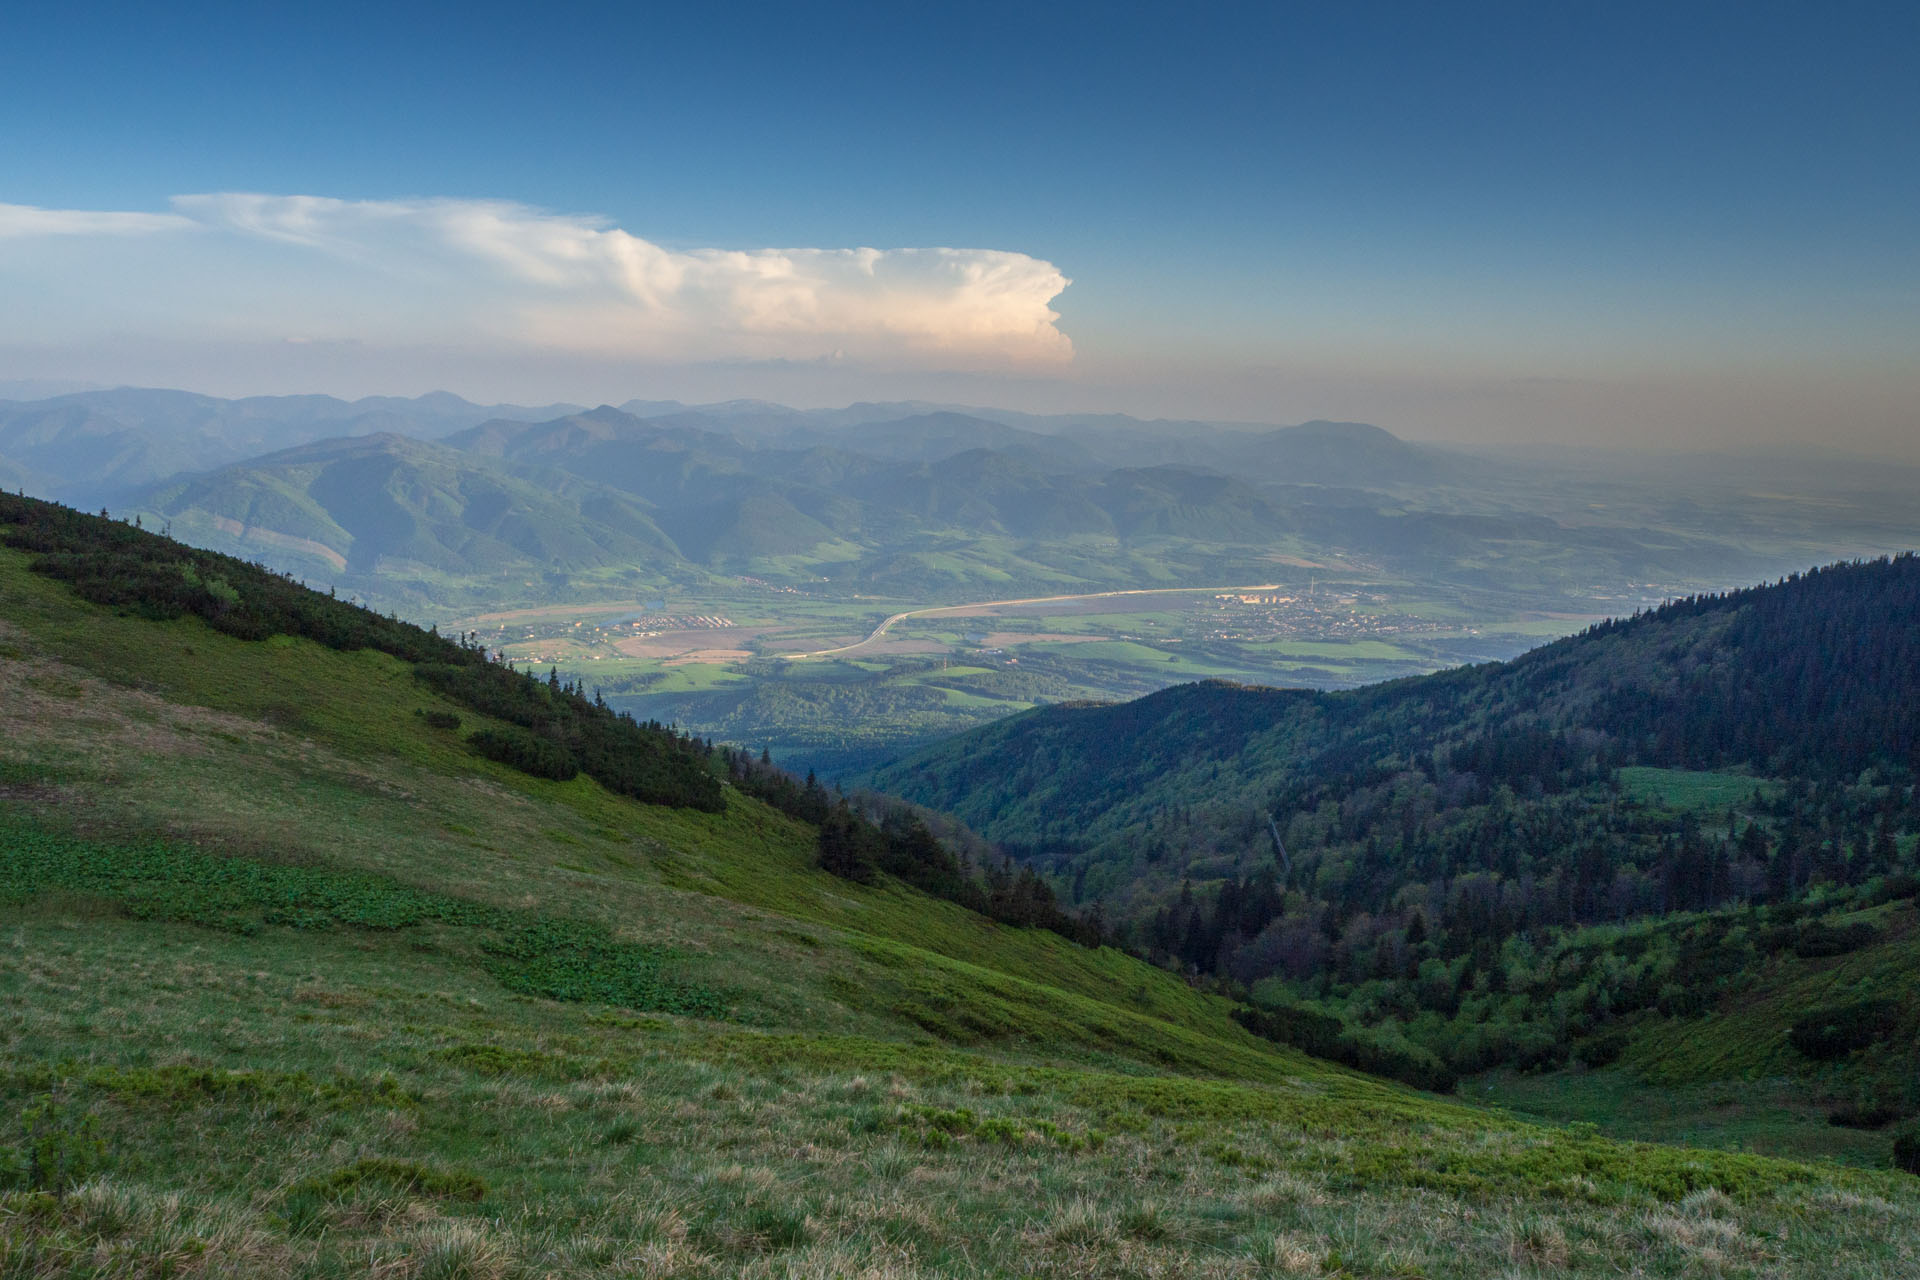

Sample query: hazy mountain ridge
[0,386,584,506]
[134,402,1387,597]
[9,386,1913,635]
[141,432,683,584]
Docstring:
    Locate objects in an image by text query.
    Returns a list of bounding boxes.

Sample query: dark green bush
[468,726,578,781]
[1827,1102,1901,1130]
[1789,999,1898,1060]
[420,662,722,810]
[1792,921,1879,958]
[1872,873,1920,905]
[1894,1124,1920,1176]
[1233,1003,1456,1093]
[1574,1028,1630,1067]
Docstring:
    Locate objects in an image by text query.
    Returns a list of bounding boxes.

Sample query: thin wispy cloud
[0,194,1073,368]
[0,205,194,238]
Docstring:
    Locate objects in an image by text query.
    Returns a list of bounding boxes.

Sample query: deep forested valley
[877,558,1920,1099]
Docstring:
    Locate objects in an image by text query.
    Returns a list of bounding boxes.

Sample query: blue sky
[3,1,1915,451]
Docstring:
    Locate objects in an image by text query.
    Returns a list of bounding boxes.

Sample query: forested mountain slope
[879,556,1920,843]
[876,557,1920,1106]
[1,495,1914,1275]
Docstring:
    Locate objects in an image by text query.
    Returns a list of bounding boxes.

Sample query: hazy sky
[3,1,1916,453]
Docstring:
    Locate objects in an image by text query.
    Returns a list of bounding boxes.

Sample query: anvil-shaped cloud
[0,194,1072,368]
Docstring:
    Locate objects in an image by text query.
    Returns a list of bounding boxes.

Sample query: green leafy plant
[1,1092,107,1194]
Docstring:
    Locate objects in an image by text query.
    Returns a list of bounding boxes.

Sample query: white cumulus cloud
[0,193,1072,368]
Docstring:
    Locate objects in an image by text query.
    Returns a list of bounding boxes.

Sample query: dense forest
[878,557,1920,1091]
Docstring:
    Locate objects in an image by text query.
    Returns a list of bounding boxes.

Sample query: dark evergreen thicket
[466,726,580,781]
[0,492,723,811]
[1231,1002,1456,1093]
[717,745,1108,946]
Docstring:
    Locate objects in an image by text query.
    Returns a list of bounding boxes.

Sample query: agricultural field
[448,578,1617,775]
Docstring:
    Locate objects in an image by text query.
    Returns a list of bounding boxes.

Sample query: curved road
[784,583,1285,660]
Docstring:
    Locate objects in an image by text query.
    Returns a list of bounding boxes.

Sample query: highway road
[784,583,1284,660]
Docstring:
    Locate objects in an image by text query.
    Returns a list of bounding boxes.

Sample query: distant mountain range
[67,394,1461,600]
[143,432,680,581]
[3,385,1911,613]
[0,387,582,506]
[130,405,1346,595]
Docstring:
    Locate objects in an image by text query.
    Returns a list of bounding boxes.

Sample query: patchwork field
[449,580,1612,775]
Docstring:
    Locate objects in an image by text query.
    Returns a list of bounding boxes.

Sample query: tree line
[718,745,1109,946]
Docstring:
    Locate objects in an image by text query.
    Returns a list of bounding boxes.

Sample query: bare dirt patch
[928,592,1205,619]
[460,601,650,626]
[981,632,1102,646]
[614,627,770,659]
[856,637,949,655]
[208,516,348,572]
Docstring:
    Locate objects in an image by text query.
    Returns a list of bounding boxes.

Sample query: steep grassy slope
[1,524,1916,1274]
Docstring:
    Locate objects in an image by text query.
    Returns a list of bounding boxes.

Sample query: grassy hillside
[0,511,1916,1274]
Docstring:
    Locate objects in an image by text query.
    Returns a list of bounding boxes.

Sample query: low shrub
[1788,999,1898,1060]
[432,1044,568,1077]
[0,1094,106,1195]
[1827,1102,1901,1130]
[1895,1125,1920,1176]
[1232,1004,1457,1093]
[288,1157,486,1203]
[0,492,723,809]
[0,818,726,1018]
[481,919,727,1018]
[1791,921,1879,958]
[890,1103,1102,1152]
